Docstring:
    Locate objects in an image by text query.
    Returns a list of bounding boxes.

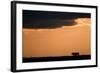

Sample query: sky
[23,10,90,29]
[22,10,91,58]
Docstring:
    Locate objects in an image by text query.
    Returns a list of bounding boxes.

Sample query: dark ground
[23,55,91,63]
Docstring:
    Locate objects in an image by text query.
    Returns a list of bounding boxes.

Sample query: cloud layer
[23,10,90,29]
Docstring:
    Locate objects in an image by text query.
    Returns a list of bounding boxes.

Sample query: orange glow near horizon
[22,18,91,58]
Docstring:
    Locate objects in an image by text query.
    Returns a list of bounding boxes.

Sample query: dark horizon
[23,55,91,63]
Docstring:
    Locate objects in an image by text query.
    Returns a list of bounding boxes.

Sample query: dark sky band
[23,10,91,29]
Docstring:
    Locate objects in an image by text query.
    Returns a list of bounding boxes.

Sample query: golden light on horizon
[22,18,91,58]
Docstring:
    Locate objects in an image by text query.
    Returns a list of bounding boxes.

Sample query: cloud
[23,10,90,29]
[23,19,77,29]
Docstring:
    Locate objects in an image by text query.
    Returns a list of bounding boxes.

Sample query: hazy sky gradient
[23,18,91,58]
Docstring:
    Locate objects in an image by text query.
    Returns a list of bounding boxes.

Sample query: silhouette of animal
[72,52,80,56]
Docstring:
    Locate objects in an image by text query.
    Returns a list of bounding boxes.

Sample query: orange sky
[22,18,91,58]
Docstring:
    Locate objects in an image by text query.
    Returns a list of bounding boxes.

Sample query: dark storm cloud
[23,10,91,29]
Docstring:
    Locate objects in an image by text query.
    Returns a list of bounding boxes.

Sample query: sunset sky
[22,10,91,58]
